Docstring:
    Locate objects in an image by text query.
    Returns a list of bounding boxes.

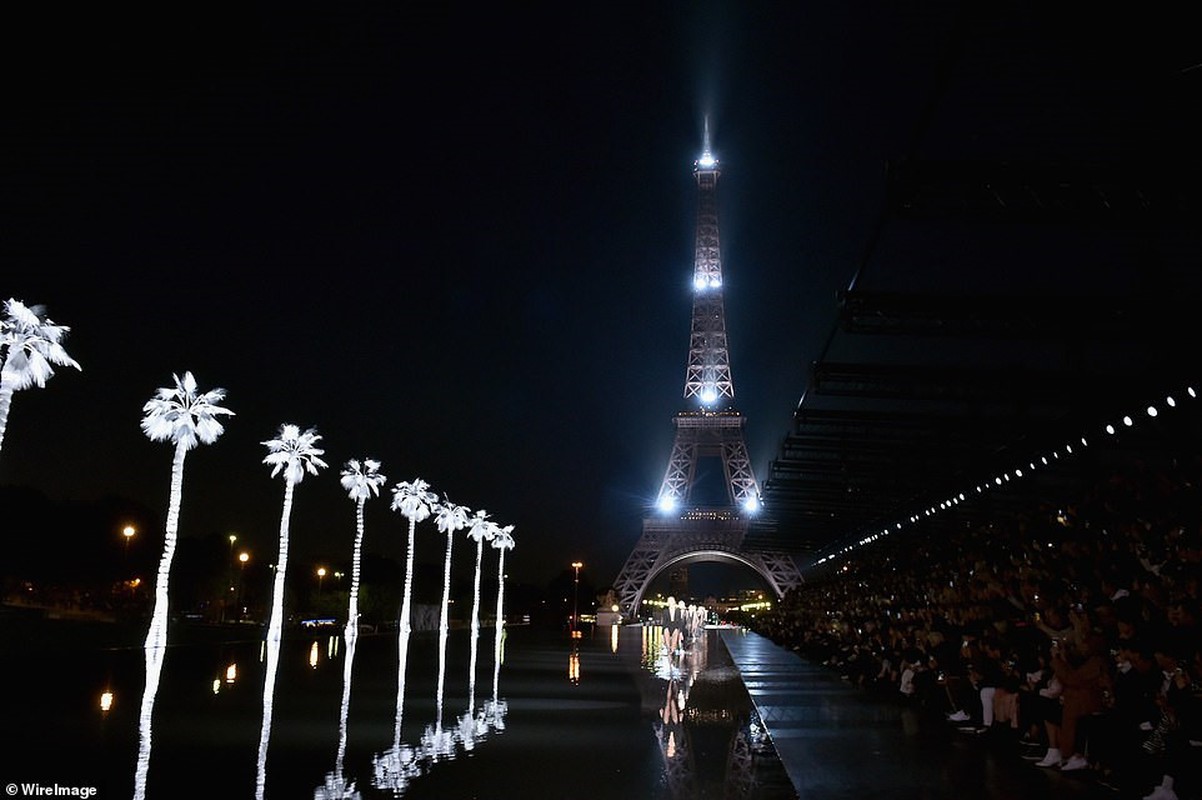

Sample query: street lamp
[119,525,137,591]
[224,533,238,623]
[571,561,583,632]
[316,566,327,595]
[120,526,136,569]
[236,551,249,620]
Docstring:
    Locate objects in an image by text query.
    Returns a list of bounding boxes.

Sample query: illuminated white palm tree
[257,424,328,800]
[388,477,438,747]
[134,371,233,800]
[339,458,387,636]
[433,498,470,724]
[490,524,515,706]
[333,457,386,785]
[464,510,496,714]
[0,298,81,457]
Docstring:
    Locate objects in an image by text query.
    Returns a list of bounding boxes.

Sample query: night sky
[2,4,1198,593]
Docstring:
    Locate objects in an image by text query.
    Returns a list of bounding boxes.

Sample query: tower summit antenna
[699,117,716,168]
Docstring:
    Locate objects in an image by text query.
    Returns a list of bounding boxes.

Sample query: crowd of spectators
[750,453,1202,800]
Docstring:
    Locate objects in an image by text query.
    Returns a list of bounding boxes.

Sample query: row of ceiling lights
[812,383,1198,567]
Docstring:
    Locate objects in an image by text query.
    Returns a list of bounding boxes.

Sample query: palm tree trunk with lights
[490,525,514,706]
[464,512,495,715]
[492,542,507,703]
[133,439,187,800]
[394,513,417,746]
[0,384,14,454]
[332,457,384,787]
[134,371,231,800]
[256,478,294,800]
[338,496,365,703]
[433,502,469,727]
[389,478,436,750]
[256,424,327,800]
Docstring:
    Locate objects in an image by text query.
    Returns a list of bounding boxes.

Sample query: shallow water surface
[4,617,796,799]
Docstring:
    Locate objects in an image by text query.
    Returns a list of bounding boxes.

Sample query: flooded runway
[3,615,795,799]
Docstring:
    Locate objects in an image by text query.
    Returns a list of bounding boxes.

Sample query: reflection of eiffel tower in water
[613,124,803,616]
[645,626,763,800]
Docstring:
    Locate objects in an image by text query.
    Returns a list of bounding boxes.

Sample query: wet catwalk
[721,629,1132,800]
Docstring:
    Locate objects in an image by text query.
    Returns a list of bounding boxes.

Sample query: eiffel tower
[613,125,803,617]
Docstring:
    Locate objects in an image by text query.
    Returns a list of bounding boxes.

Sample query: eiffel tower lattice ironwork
[613,126,803,617]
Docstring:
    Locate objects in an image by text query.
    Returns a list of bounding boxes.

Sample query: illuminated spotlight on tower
[658,495,677,513]
[743,496,760,514]
[700,386,718,405]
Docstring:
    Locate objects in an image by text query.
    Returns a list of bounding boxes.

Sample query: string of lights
[811,381,1199,567]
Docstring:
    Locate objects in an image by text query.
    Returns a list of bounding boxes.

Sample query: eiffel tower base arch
[612,516,803,618]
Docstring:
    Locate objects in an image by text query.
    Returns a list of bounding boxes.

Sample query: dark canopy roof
[753,12,1202,566]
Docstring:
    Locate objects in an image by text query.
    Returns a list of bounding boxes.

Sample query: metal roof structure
[750,14,1202,567]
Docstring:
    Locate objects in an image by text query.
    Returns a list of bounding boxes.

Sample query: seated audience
[748,452,1202,799]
